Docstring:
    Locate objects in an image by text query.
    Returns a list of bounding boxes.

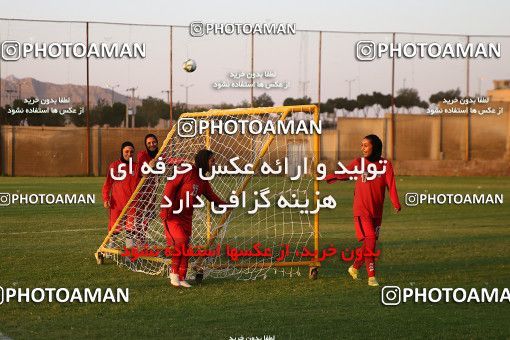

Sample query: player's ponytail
[195,149,214,173]
[364,134,382,162]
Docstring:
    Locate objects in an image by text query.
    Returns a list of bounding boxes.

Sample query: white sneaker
[179,280,192,288]
[169,273,180,287]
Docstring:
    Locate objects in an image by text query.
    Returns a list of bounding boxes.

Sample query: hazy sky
[1,0,508,35]
[0,0,509,105]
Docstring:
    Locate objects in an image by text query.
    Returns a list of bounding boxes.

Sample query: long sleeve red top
[137,150,152,171]
[160,165,226,228]
[325,157,401,218]
[102,159,139,211]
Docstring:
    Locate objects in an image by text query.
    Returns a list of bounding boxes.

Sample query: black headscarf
[120,141,135,164]
[195,149,214,173]
[364,134,383,162]
[144,133,159,159]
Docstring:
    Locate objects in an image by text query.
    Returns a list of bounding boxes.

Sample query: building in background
[488,80,510,102]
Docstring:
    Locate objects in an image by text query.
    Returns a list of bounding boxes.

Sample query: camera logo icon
[381,286,401,306]
[190,22,205,37]
[177,118,198,138]
[356,40,376,61]
[405,193,419,207]
[1,40,21,61]
[0,193,11,206]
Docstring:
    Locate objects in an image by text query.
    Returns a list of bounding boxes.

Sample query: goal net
[95,105,321,280]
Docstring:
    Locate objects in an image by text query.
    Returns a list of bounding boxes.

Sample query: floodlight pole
[250,32,254,107]
[180,84,193,111]
[317,31,322,111]
[169,26,174,128]
[5,89,16,105]
[390,32,396,161]
[126,87,137,128]
[345,79,356,100]
[106,84,119,105]
[162,90,170,128]
[465,35,471,161]
[0,53,2,176]
[86,21,91,176]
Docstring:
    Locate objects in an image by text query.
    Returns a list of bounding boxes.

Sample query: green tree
[238,100,250,108]
[135,96,167,128]
[395,88,428,112]
[252,93,274,108]
[212,102,235,109]
[66,104,87,127]
[372,92,392,117]
[109,102,128,127]
[283,96,312,106]
[429,88,461,104]
[320,98,336,113]
[4,98,66,126]
[356,93,375,117]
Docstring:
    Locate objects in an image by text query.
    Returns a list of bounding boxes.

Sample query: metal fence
[0,18,509,176]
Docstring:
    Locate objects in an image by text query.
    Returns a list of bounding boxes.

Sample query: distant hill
[0,75,139,107]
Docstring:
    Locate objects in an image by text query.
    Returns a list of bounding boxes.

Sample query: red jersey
[325,157,401,218]
[136,150,188,188]
[160,165,226,228]
[136,150,156,185]
[102,159,139,211]
[137,149,188,176]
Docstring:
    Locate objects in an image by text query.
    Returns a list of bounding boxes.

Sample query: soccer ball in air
[183,59,197,73]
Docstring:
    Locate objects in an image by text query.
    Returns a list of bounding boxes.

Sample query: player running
[325,134,401,286]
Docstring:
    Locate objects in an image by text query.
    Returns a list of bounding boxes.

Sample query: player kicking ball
[325,134,401,286]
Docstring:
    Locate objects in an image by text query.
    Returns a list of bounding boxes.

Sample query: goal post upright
[311,104,321,271]
[205,126,212,242]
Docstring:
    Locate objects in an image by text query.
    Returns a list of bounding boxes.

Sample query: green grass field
[0,176,509,339]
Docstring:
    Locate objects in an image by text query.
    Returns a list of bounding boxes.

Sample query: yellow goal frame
[95,104,321,276]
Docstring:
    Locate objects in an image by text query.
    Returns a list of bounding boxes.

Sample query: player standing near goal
[325,134,401,286]
[102,141,139,244]
[137,133,159,170]
[160,149,227,288]
[134,134,159,246]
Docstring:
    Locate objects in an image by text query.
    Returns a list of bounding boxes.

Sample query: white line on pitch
[0,228,103,236]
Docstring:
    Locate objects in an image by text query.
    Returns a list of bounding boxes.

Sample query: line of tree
[1,88,464,127]
[283,89,428,118]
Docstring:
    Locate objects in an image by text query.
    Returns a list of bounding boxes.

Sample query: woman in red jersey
[325,134,401,286]
[160,149,226,288]
[102,141,139,249]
